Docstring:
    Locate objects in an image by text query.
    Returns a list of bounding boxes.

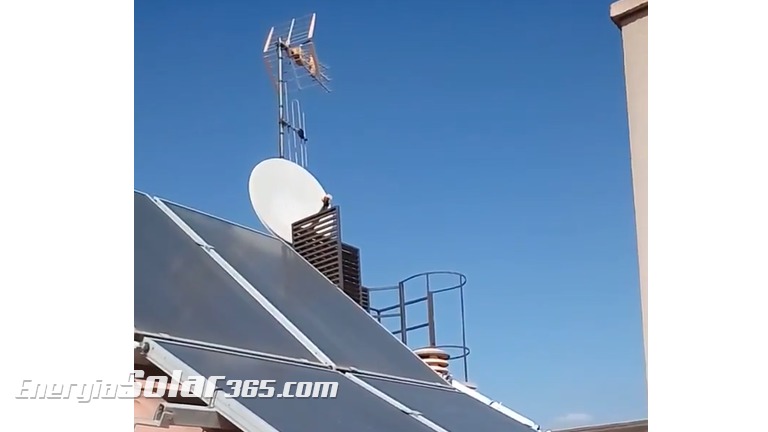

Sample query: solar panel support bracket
[136,341,150,354]
[400,407,422,416]
[142,402,235,430]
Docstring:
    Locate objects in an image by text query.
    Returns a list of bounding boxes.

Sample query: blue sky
[135,0,647,428]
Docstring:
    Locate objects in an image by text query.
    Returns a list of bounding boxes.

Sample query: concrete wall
[610,0,648,370]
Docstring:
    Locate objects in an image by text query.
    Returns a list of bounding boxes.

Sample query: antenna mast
[263,13,331,168]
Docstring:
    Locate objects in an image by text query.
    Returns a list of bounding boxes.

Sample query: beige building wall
[610,0,648,370]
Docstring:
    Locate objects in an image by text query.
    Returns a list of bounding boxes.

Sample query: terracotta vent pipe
[414,347,450,377]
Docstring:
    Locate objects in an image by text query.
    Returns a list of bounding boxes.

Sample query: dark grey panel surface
[165,202,446,384]
[361,376,533,432]
[134,192,314,361]
[156,341,434,432]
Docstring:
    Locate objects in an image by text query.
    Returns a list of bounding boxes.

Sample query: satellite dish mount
[263,13,331,168]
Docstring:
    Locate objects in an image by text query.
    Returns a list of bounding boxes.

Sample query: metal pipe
[398,281,407,344]
[301,110,308,167]
[427,291,436,346]
[377,312,403,319]
[276,40,286,158]
[391,323,429,335]
[376,295,428,313]
[459,277,468,381]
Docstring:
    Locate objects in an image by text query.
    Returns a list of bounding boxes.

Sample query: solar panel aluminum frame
[139,338,280,432]
[151,197,335,367]
[137,331,539,431]
[135,330,329,368]
[143,338,452,432]
[152,195,458,389]
[357,375,539,432]
[451,380,541,430]
[344,373,450,432]
[136,193,542,432]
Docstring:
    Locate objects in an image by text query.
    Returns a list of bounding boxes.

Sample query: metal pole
[276,40,286,159]
[398,282,407,345]
[427,291,436,346]
[426,274,437,346]
[459,277,468,381]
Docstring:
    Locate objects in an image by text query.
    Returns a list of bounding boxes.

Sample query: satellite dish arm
[321,194,332,210]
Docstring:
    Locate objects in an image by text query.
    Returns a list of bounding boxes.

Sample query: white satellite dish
[248,157,329,243]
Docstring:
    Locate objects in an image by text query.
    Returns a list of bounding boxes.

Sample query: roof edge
[610,0,648,27]
[553,418,648,432]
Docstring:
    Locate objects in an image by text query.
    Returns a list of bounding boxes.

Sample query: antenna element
[263,13,331,168]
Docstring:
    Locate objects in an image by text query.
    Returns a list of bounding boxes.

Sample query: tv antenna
[263,13,331,169]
